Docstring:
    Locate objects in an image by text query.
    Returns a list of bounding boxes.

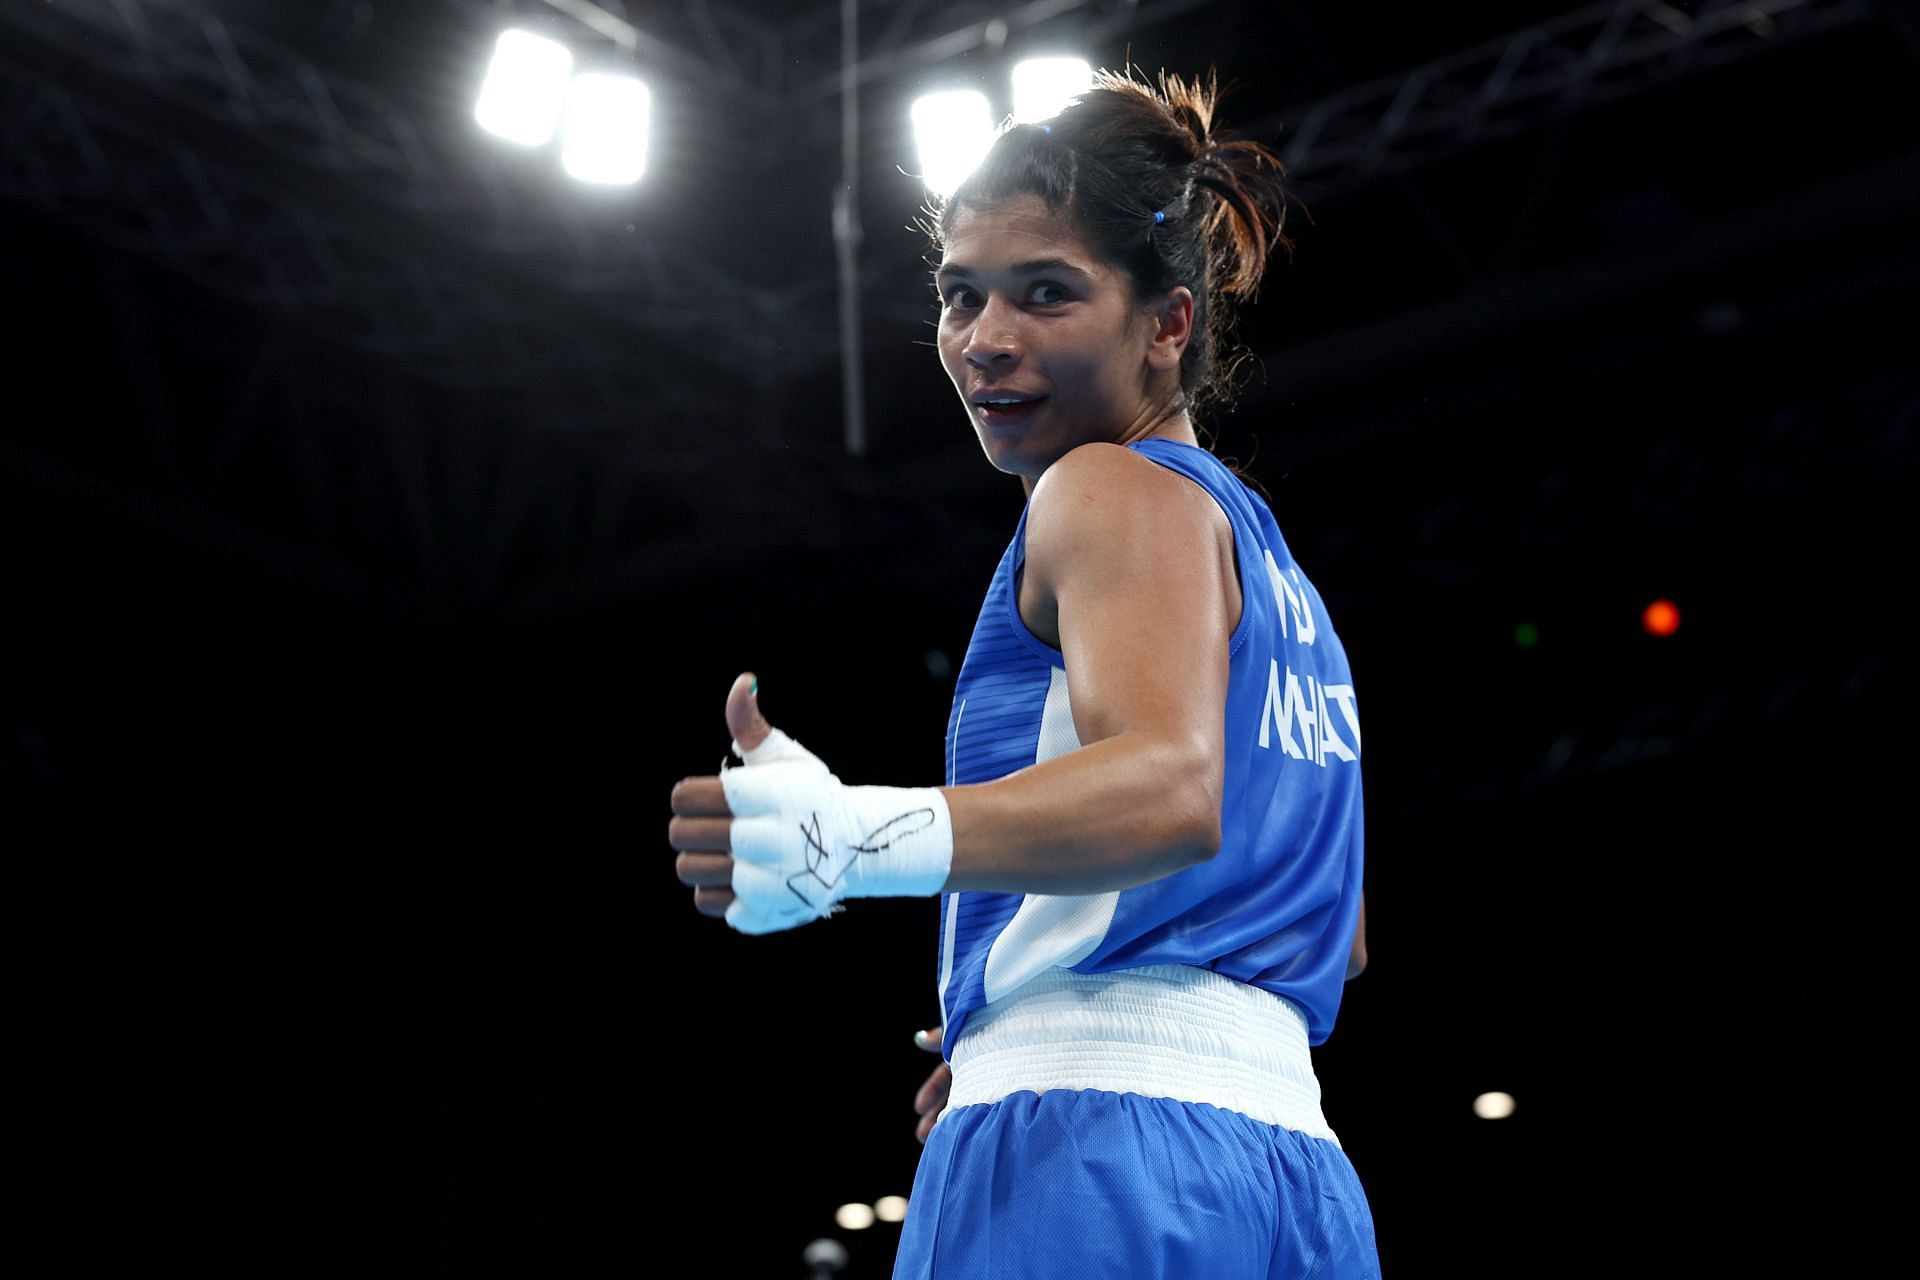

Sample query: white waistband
[943,963,1340,1146]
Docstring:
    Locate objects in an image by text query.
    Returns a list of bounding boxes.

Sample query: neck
[1120,389,1199,450]
[1018,404,1199,500]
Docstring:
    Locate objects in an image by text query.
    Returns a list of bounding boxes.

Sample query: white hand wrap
[719,727,954,936]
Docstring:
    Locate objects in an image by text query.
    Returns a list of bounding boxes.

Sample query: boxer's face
[935,193,1190,486]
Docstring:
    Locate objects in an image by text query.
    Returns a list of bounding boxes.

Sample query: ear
[1143,285,1195,374]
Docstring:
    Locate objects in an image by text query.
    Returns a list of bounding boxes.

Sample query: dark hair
[923,66,1296,444]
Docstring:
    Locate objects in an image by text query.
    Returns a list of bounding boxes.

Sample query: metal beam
[0,0,765,432]
[522,0,784,104]
[1243,146,1920,450]
[1237,0,1874,191]
[789,0,1225,103]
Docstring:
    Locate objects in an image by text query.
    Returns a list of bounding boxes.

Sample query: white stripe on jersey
[938,698,965,1009]
[982,664,1120,1003]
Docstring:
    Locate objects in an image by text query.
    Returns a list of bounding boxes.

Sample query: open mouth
[975,397,1046,425]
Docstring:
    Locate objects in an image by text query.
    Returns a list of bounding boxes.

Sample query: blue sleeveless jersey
[936,437,1365,1052]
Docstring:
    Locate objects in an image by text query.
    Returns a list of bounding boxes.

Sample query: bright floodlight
[835,1202,877,1231]
[1473,1091,1517,1120]
[560,73,651,185]
[474,29,574,147]
[874,1195,908,1223]
[912,90,994,198]
[1011,57,1091,124]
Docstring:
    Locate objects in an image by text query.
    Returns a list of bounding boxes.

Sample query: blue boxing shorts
[893,964,1381,1279]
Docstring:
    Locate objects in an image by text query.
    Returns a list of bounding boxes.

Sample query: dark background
[3,1,1909,1275]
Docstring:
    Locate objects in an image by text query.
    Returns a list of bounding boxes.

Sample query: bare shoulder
[1031,440,1177,501]
[1029,442,1212,534]
[1025,441,1228,592]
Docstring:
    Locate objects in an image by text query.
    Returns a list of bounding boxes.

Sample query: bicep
[1026,445,1234,823]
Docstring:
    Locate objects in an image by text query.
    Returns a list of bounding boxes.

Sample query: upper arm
[1024,442,1234,850]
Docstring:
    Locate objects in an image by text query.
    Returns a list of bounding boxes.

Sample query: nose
[963,294,1022,369]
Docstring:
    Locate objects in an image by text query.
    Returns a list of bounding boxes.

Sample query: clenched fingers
[914,1062,952,1143]
[672,776,740,921]
[676,851,733,887]
[670,776,731,815]
[693,885,735,918]
[671,773,733,859]
[914,1063,952,1117]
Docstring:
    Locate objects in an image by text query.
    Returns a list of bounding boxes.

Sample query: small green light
[1513,622,1539,649]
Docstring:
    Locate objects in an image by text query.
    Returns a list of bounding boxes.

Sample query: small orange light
[1642,599,1681,637]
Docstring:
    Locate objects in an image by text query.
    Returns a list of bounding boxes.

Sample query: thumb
[913,1025,945,1052]
[726,672,775,755]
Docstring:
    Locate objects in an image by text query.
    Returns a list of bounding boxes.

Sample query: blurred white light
[874,1195,909,1223]
[911,90,994,198]
[474,29,574,147]
[835,1202,877,1231]
[1473,1091,1516,1120]
[1011,57,1091,124]
[561,73,651,185]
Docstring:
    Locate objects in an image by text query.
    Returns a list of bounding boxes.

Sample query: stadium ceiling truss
[0,0,1887,427]
[0,0,1911,806]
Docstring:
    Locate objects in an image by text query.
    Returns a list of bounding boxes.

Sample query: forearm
[1345,891,1367,979]
[936,732,1219,895]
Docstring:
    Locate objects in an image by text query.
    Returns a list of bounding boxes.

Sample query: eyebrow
[935,257,1091,282]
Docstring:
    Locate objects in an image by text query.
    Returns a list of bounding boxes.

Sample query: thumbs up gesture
[669,673,830,935]
[668,673,756,923]
[669,674,956,936]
